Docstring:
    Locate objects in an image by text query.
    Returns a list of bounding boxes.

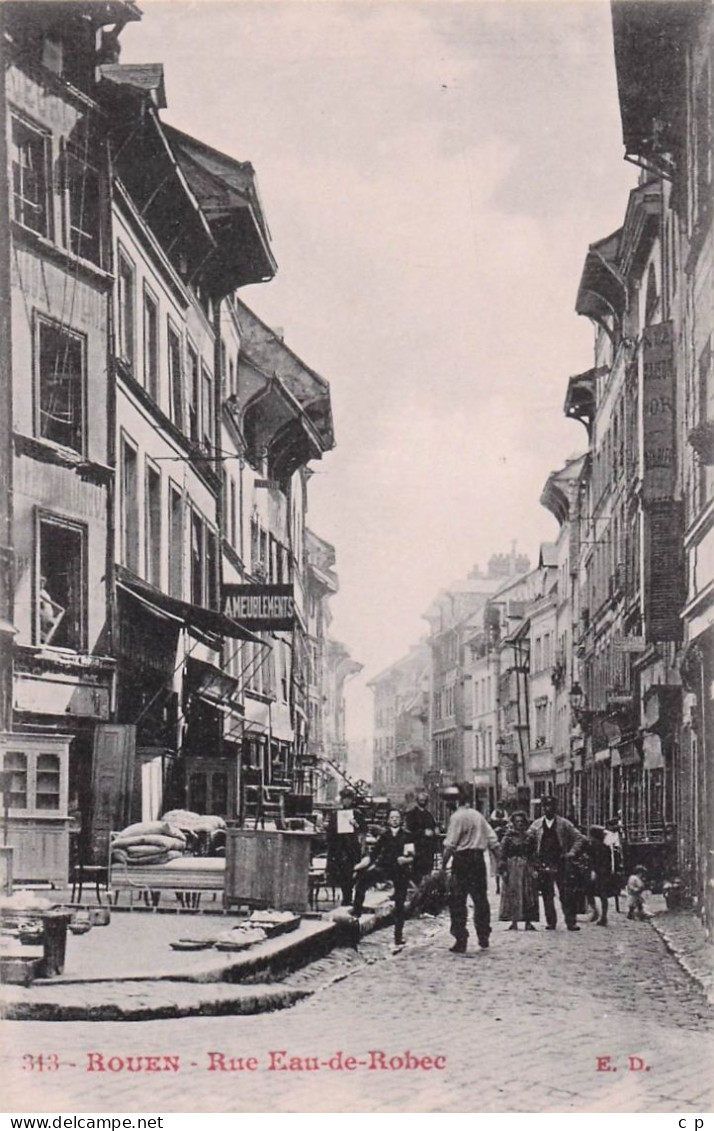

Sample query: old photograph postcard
[0,0,713,1116]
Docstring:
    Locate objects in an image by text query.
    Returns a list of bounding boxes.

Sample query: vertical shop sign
[642,320,675,501]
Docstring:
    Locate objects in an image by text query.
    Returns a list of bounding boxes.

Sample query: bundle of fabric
[406,869,453,917]
[111,820,187,867]
[161,810,226,856]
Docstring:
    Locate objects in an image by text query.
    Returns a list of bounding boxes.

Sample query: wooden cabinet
[224,828,312,912]
[0,733,71,885]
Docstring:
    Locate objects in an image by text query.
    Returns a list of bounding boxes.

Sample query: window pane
[168,325,183,430]
[187,347,199,442]
[38,321,84,453]
[191,511,203,606]
[121,441,139,572]
[39,519,85,650]
[67,150,100,264]
[143,291,159,400]
[36,753,60,810]
[201,366,213,449]
[169,488,183,599]
[145,465,161,588]
[11,116,49,236]
[118,255,134,366]
[4,752,27,810]
[206,528,217,610]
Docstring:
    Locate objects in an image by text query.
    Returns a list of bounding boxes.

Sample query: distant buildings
[367,0,714,937]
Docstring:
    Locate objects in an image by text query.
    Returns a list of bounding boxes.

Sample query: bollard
[39,910,71,977]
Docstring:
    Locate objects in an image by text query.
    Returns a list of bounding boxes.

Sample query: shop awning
[185,657,241,708]
[116,567,264,644]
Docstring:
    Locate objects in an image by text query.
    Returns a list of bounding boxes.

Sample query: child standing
[626,865,650,919]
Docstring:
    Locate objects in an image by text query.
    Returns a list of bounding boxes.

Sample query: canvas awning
[116,567,264,644]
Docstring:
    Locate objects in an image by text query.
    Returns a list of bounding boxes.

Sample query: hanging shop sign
[644,500,685,643]
[642,320,675,502]
[222,584,295,631]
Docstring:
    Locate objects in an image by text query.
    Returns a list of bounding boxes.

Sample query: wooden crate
[224,829,312,912]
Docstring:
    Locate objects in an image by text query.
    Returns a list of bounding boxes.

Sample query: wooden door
[90,724,136,862]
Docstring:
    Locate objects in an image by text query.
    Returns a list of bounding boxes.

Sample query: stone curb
[0,901,395,1021]
[0,981,312,1022]
[649,910,714,1007]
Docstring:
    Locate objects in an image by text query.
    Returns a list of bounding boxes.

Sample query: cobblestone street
[2,893,713,1114]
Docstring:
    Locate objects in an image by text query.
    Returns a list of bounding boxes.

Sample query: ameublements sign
[222,584,295,631]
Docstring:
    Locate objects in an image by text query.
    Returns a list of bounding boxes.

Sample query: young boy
[626,865,650,920]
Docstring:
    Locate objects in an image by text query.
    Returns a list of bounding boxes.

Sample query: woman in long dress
[499,810,539,931]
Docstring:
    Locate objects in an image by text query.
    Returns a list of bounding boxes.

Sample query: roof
[164,126,277,290]
[98,63,166,107]
[611,1,696,169]
[540,453,588,525]
[367,645,429,689]
[235,300,334,452]
[575,230,626,326]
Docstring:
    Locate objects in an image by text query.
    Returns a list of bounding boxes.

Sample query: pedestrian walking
[584,825,613,926]
[498,810,539,931]
[352,808,413,946]
[529,795,586,931]
[325,786,365,907]
[442,785,500,952]
[604,817,625,913]
[404,790,438,886]
[626,865,650,919]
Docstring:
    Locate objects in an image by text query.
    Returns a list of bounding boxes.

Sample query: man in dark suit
[405,790,438,886]
[529,796,585,931]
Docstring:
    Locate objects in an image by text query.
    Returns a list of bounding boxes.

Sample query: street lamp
[569,682,586,714]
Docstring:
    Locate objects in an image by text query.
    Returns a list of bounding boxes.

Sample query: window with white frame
[37,514,86,651]
[36,316,85,453]
[11,113,51,237]
[117,250,135,368]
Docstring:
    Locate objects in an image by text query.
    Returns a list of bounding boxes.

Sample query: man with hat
[528,795,585,930]
[325,786,364,907]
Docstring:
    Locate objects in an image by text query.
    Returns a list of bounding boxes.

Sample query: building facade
[0,1,351,880]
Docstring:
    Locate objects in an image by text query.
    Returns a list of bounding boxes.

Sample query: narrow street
[3,895,713,1114]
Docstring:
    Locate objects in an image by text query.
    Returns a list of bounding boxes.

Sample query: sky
[122,0,637,752]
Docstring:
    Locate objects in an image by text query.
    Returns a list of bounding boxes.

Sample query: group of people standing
[494,797,629,933]
[325,784,645,954]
